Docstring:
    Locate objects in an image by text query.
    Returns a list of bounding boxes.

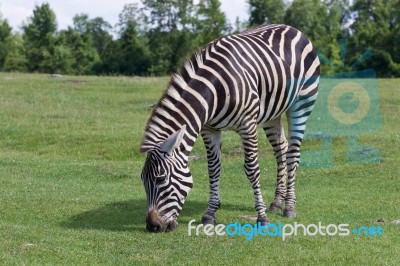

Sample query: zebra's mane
[140,49,206,152]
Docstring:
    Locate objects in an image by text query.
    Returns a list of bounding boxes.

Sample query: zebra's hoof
[268,202,282,213]
[283,208,296,219]
[257,215,270,226]
[201,213,216,225]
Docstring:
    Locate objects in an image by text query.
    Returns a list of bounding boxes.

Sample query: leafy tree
[22,3,58,73]
[117,3,147,36]
[1,0,397,78]
[323,0,352,30]
[141,0,197,74]
[142,0,195,31]
[285,0,326,43]
[0,17,12,69]
[3,33,27,72]
[117,20,150,75]
[0,15,26,72]
[285,0,343,74]
[390,0,400,67]
[90,17,114,58]
[71,14,112,74]
[194,0,229,47]
[104,4,151,75]
[58,26,99,74]
[248,0,285,26]
[50,44,74,74]
[349,0,400,76]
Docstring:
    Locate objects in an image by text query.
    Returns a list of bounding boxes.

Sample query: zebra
[140,24,320,232]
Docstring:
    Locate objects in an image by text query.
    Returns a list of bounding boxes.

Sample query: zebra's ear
[160,125,186,155]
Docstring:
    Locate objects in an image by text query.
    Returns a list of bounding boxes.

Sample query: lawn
[0,73,399,265]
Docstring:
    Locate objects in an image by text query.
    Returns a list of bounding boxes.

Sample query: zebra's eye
[155,173,167,182]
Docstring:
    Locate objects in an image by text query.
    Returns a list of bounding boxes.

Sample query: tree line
[0,0,399,77]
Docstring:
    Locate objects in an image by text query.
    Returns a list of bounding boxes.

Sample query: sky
[0,0,249,32]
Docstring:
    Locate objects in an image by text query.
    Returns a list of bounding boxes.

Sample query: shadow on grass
[61,198,252,232]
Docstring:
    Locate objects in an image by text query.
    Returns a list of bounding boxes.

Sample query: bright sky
[0,0,249,32]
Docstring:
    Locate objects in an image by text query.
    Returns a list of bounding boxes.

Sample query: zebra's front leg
[200,129,222,225]
[238,122,269,226]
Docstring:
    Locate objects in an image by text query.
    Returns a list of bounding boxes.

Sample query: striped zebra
[140,24,320,232]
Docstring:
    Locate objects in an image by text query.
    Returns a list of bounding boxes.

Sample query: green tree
[285,0,343,74]
[58,26,99,74]
[117,3,148,36]
[73,15,113,61]
[105,4,151,75]
[142,0,195,31]
[390,0,400,68]
[0,15,27,72]
[141,0,197,74]
[71,14,112,74]
[22,3,58,73]
[350,0,400,76]
[50,44,74,74]
[194,0,228,47]
[118,20,150,75]
[89,17,114,59]
[0,17,12,70]
[248,0,285,26]
[3,33,27,72]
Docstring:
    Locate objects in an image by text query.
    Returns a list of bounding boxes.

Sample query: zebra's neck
[141,54,213,155]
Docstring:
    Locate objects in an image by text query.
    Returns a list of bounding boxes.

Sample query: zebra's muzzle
[146,210,178,232]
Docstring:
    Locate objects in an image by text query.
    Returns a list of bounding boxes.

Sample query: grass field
[0,73,399,265]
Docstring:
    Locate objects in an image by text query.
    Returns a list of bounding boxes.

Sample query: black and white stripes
[140,24,320,232]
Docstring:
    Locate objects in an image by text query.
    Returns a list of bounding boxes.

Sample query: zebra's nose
[146,222,161,232]
[146,210,163,232]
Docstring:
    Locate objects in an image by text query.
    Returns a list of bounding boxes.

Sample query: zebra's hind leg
[200,129,222,225]
[284,90,317,218]
[237,121,269,226]
[284,111,303,219]
[263,117,288,214]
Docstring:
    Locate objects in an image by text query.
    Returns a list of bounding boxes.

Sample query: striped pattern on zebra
[140,24,320,232]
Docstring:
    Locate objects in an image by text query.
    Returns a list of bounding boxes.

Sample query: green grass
[0,73,399,265]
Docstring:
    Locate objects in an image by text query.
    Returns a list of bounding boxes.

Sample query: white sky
[0,0,249,32]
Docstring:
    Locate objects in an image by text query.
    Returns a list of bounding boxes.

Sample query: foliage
[248,0,286,26]
[0,17,12,70]
[22,3,58,73]
[194,0,229,47]
[349,0,400,77]
[117,20,150,75]
[141,0,197,74]
[2,33,27,72]
[285,0,343,74]
[58,27,99,75]
[0,0,400,76]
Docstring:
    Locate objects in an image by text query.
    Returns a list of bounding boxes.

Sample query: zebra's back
[183,24,320,130]
[142,24,319,151]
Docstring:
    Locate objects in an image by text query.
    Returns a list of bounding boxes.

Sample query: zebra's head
[140,126,193,232]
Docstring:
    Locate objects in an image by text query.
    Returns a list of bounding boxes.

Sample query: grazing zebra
[140,24,320,232]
